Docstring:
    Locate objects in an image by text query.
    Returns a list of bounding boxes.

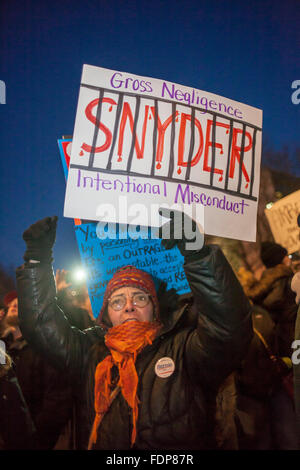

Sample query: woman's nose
[124,297,136,312]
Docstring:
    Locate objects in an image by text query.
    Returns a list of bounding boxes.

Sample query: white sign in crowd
[265,190,300,254]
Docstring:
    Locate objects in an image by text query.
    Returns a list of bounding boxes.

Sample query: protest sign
[75,222,188,318]
[64,64,262,241]
[58,138,72,178]
[58,138,190,318]
[264,190,300,254]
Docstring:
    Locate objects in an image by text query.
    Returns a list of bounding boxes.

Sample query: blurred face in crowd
[107,287,154,327]
[6,298,18,322]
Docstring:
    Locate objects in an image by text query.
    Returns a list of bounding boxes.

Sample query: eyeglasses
[108,292,151,311]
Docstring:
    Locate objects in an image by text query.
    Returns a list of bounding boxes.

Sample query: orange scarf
[88,320,161,449]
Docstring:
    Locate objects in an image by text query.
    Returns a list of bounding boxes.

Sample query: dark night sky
[0,0,299,276]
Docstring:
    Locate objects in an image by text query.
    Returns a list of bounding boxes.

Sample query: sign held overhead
[64,64,263,241]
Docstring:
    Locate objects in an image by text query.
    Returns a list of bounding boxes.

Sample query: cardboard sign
[64,64,262,242]
[264,190,300,254]
[58,139,190,318]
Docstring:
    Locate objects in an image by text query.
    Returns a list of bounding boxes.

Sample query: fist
[23,216,58,263]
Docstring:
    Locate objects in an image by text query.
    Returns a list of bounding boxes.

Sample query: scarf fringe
[89,321,161,449]
[88,412,102,450]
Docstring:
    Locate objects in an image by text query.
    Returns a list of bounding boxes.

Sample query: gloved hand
[23,216,58,263]
[158,207,204,259]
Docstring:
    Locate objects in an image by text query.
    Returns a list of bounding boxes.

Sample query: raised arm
[16,217,103,383]
[159,208,253,390]
[183,244,253,389]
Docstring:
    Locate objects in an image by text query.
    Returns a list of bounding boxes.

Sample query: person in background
[55,269,95,330]
[292,213,300,447]
[237,263,298,449]
[236,267,298,449]
[16,211,253,450]
[0,290,73,450]
[0,345,36,449]
[248,241,297,359]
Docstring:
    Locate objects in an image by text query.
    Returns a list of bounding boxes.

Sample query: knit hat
[260,241,288,268]
[97,266,159,326]
[3,290,17,307]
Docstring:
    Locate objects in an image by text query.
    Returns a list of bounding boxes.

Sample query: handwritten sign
[264,190,300,254]
[58,138,190,318]
[64,64,262,242]
[75,222,189,317]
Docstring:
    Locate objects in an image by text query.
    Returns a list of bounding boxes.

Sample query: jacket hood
[239,264,293,302]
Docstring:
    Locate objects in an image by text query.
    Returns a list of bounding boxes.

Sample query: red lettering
[62,141,71,168]
[229,129,252,182]
[81,98,116,153]
[178,113,204,167]
[203,120,228,175]
[118,102,149,159]
[151,107,178,168]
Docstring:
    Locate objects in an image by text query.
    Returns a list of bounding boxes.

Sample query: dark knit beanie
[260,241,288,268]
[97,266,159,326]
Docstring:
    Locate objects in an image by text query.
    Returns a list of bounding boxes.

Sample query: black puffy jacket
[0,328,73,449]
[16,245,253,450]
[0,367,37,449]
[245,264,297,357]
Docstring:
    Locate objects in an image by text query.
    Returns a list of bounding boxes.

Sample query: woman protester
[16,208,252,450]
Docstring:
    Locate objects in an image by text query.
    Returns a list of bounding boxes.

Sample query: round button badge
[155,357,175,378]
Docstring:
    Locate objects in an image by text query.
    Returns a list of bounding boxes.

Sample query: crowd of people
[0,210,300,451]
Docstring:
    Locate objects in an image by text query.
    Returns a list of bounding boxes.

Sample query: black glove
[23,216,58,263]
[158,207,204,259]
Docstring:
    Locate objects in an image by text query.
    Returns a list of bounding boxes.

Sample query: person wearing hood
[236,267,298,449]
[245,241,297,359]
[240,243,298,449]
[16,209,252,450]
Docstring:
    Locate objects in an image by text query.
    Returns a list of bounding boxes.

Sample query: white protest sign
[64,64,263,241]
[264,190,300,254]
